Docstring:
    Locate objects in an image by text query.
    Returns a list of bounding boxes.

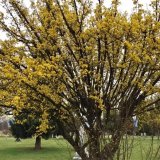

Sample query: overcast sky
[23,0,151,13]
[0,0,152,40]
[104,0,151,14]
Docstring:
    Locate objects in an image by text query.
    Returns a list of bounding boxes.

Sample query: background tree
[0,0,160,159]
[0,79,58,150]
[9,107,56,150]
[139,101,160,138]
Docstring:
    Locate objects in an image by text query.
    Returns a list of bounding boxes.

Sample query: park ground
[0,137,159,160]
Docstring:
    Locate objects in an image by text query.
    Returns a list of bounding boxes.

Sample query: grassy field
[0,137,159,160]
[119,136,160,160]
[0,137,74,160]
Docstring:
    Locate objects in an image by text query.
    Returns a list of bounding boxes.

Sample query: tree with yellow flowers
[0,0,160,159]
[139,100,160,138]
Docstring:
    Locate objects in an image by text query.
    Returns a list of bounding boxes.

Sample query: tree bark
[158,130,160,140]
[35,136,41,150]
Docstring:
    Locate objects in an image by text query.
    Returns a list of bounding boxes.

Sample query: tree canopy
[0,0,160,159]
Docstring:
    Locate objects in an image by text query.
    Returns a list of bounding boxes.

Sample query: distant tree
[9,108,56,149]
[0,0,160,159]
[9,120,31,142]
[139,101,160,138]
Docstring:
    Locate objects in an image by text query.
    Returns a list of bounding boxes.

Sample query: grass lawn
[129,137,160,160]
[0,136,159,160]
[105,136,160,160]
[0,137,74,160]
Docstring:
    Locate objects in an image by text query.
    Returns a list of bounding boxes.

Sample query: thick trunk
[63,128,121,160]
[86,142,118,160]
[35,136,41,150]
[100,142,120,160]
[79,132,120,160]
[88,135,101,160]
[158,130,160,140]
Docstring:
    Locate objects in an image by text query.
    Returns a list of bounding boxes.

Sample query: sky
[104,0,151,14]
[23,0,151,13]
[0,0,152,40]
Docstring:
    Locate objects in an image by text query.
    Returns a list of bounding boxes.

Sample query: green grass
[0,137,159,160]
[129,137,160,160]
[115,136,160,160]
[0,137,74,160]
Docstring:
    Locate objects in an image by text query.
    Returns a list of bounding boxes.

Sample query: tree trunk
[35,136,41,150]
[88,135,101,160]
